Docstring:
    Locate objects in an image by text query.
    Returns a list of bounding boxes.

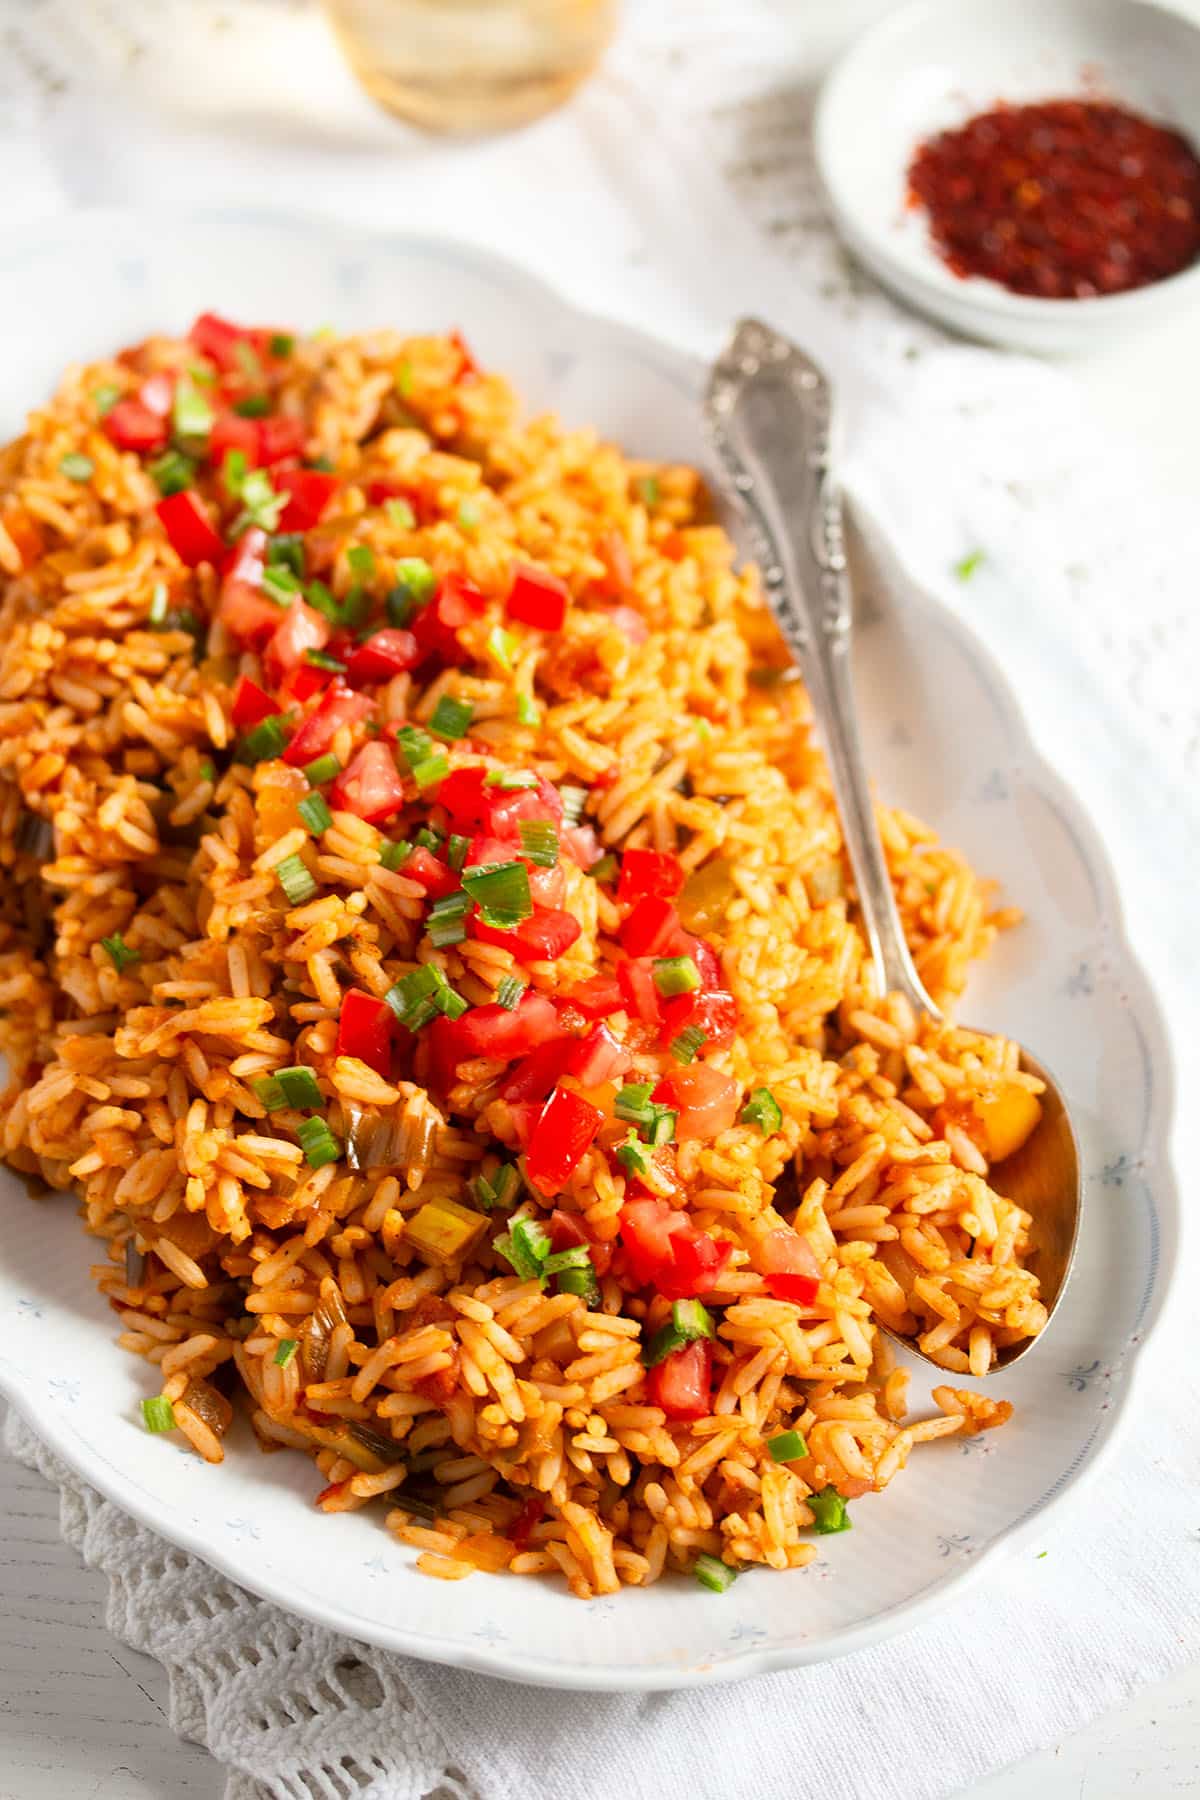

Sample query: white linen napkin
[1,4,1197,1798]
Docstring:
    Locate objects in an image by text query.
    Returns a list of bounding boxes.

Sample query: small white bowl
[814,0,1200,353]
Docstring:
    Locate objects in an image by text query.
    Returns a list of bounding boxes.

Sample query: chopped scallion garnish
[384,963,465,1032]
[643,1298,716,1367]
[415,825,444,852]
[387,559,437,627]
[395,725,433,771]
[445,833,470,872]
[273,1337,298,1367]
[92,382,121,416]
[670,1024,707,1064]
[516,693,540,728]
[587,853,618,883]
[384,497,415,529]
[457,497,481,533]
[767,1429,808,1463]
[429,694,474,741]
[147,449,196,496]
[229,466,285,535]
[646,1106,676,1146]
[58,451,94,482]
[636,474,660,508]
[276,1066,323,1109]
[172,378,213,443]
[347,543,376,577]
[473,1162,519,1211]
[101,933,140,973]
[486,625,518,670]
[461,860,532,926]
[269,333,295,358]
[379,838,413,872]
[615,1131,651,1176]
[410,752,448,791]
[305,649,346,673]
[484,768,537,791]
[267,532,306,578]
[807,1486,852,1534]
[273,852,317,906]
[652,955,700,996]
[427,890,471,948]
[558,785,587,826]
[693,1552,737,1593]
[141,1396,176,1434]
[556,1262,601,1306]
[615,1081,654,1125]
[298,792,333,836]
[493,1216,552,1282]
[147,582,169,626]
[517,820,558,867]
[543,1244,592,1276]
[297,1115,341,1169]
[236,713,292,765]
[740,1087,782,1135]
[304,752,340,786]
[494,975,526,1011]
[261,564,300,606]
[233,393,271,419]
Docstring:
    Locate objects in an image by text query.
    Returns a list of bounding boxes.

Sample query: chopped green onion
[556,1263,601,1306]
[307,453,336,472]
[461,860,532,927]
[251,1075,286,1112]
[338,583,370,631]
[767,1429,808,1463]
[267,533,306,578]
[147,449,196,496]
[92,382,122,416]
[670,1024,707,1064]
[543,1244,592,1275]
[230,467,285,535]
[384,497,416,529]
[494,975,526,1011]
[276,1066,323,1109]
[646,1106,676,1147]
[298,792,333,836]
[379,838,412,872]
[517,821,558,868]
[236,713,292,765]
[297,1116,341,1169]
[141,1396,176,1434]
[395,725,433,771]
[233,393,271,418]
[395,360,414,397]
[172,378,213,443]
[615,1081,654,1125]
[473,1162,519,1211]
[347,543,376,577]
[558,785,587,826]
[100,933,140,973]
[415,825,444,852]
[274,1337,298,1367]
[261,564,300,606]
[693,1552,737,1594]
[807,1485,852,1534]
[484,768,537,791]
[644,1298,715,1366]
[410,752,448,791]
[636,475,660,508]
[387,559,437,627]
[147,583,169,626]
[652,955,701,997]
[587,853,618,884]
[429,694,474,741]
[58,451,94,482]
[457,497,481,533]
[305,580,340,623]
[270,333,295,359]
[304,752,340,786]
[615,1131,651,1176]
[427,890,471,948]
[305,648,346,673]
[198,758,216,784]
[486,625,518,669]
[493,1216,552,1282]
[222,448,249,496]
[274,852,318,906]
[740,1087,782,1136]
[234,339,264,384]
[187,361,217,388]
[954,549,984,582]
[384,963,464,1031]
[445,833,470,872]
[516,693,540,728]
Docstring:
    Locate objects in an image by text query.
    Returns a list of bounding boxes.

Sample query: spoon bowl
[704,317,1082,1374]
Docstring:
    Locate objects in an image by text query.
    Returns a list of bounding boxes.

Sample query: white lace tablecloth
[1,3,1197,1798]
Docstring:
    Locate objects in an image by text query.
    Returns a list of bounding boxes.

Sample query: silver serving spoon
[704,318,1080,1374]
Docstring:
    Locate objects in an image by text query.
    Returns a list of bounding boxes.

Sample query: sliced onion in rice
[125,1236,146,1288]
[181,1376,233,1438]
[14,809,52,859]
[345,1104,407,1171]
[299,1287,349,1384]
[677,856,735,931]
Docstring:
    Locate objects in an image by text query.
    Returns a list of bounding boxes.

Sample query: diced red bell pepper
[620,897,682,958]
[659,988,738,1054]
[258,413,307,465]
[345,628,421,686]
[436,765,562,839]
[411,572,487,665]
[560,974,623,1020]
[275,467,340,532]
[230,675,277,730]
[524,1086,603,1197]
[189,311,253,372]
[501,1037,575,1105]
[137,373,174,418]
[644,1338,712,1420]
[653,1064,741,1142]
[619,1198,732,1299]
[282,681,373,767]
[105,399,169,453]
[450,327,479,382]
[335,989,394,1081]
[760,1229,822,1305]
[156,491,225,567]
[217,528,280,644]
[264,600,331,687]
[210,409,262,470]
[399,846,460,899]
[666,1231,732,1298]
[617,847,685,908]
[277,661,332,707]
[548,1208,614,1278]
[449,990,560,1063]
[566,1022,630,1086]
[562,824,601,871]
[330,740,406,824]
[507,562,568,632]
[472,907,582,965]
[616,957,662,1029]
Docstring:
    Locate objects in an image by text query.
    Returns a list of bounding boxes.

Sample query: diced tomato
[230,675,277,730]
[1,507,44,570]
[258,413,307,465]
[336,989,394,1081]
[501,1037,575,1105]
[595,529,633,599]
[760,1229,822,1305]
[617,848,685,908]
[399,846,460,899]
[275,467,340,532]
[437,766,562,839]
[653,1064,741,1142]
[277,662,332,707]
[667,1231,732,1297]
[450,990,560,1063]
[156,491,225,567]
[566,1022,629,1086]
[450,327,479,383]
[218,541,282,645]
[413,1352,460,1406]
[506,1101,541,1147]
[619,1198,731,1299]
[620,897,682,958]
[524,1086,603,1197]
[472,907,581,964]
[189,311,252,372]
[562,824,601,870]
[282,681,373,767]
[345,628,421,686]
[509,1494,544,1551]
[560,974,622,1020]
[644,1339,712,1421]
[461,831,563,908]
[210,409,262,469]
[330,740,406,824]
[137,373,174,418]
[616,957,662,1029]
[548,1207,614,1277]
[105,399,169,453]
[264,601,331,687]
[411,573,487,665]
[679,933,722,990]
[604,604,649,645]
[367,479,426,520]
[659,988,738,1054]
[507,562,568,632]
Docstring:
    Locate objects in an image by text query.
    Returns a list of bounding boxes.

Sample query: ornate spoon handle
[705,318,939,1018]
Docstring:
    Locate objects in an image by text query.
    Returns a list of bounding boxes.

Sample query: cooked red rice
[0,318,1046,1596]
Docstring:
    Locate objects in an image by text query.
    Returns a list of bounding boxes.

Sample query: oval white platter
[0,209,1178,1689]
